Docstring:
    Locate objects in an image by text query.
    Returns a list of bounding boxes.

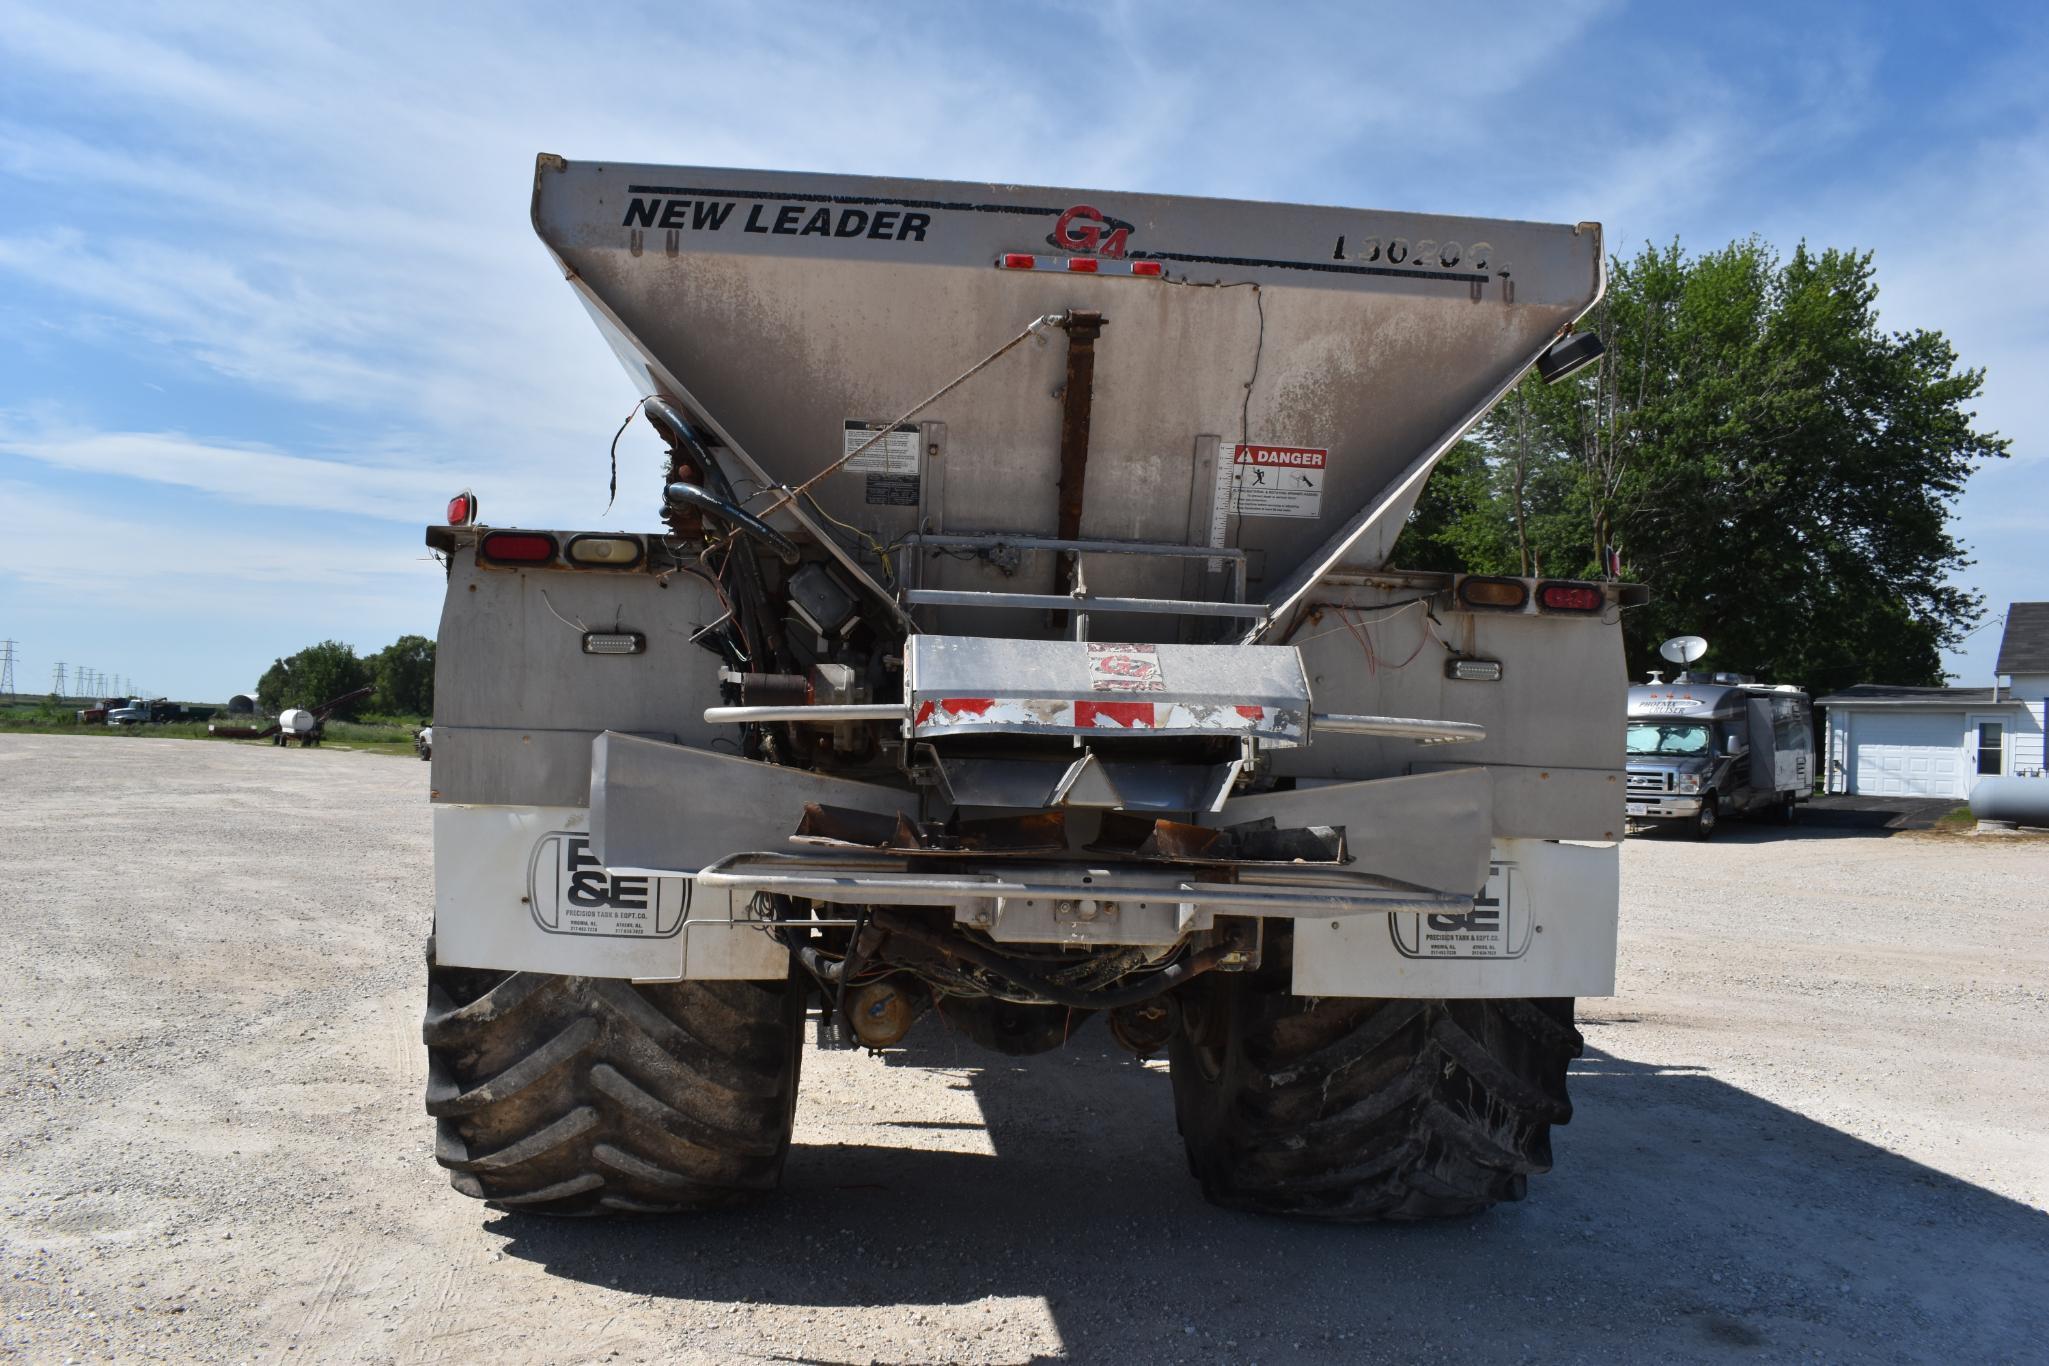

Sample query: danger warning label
[1230,444,1326,519]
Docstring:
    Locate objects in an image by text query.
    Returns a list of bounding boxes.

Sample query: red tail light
[1536,581,1604,613]
[1001,253,1036,269]
[1130,260,1163,276]
[446,490,477,526]
[480,531,556,565]
[1065,257,1098,273]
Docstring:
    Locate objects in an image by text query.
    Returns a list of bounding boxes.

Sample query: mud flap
[1289,838,1618,998]
[433,803,788,982]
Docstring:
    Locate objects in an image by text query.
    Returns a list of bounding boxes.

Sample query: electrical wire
[603,393,659,515]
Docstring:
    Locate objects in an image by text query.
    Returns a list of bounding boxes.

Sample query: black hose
[664,481,801,566]
[872,912,1225,1010]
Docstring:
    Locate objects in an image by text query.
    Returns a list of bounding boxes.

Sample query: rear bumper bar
[690,850,1471,919]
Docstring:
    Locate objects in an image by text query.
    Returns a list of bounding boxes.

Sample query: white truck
[422,157,1631,1221]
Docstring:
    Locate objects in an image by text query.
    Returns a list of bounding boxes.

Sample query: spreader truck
[422,157,1632,1220]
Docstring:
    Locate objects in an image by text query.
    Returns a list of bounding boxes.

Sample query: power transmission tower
[0,640,15,696]
[53,662,68,697]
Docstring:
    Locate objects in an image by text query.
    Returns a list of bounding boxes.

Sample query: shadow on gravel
[488,1035,2049,1362]
[1630,795,1957,843]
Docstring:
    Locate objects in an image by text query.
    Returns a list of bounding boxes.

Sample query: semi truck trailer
[421,156,1632,1221]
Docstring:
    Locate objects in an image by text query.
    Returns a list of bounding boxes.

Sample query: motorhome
[1626,654,1813,838]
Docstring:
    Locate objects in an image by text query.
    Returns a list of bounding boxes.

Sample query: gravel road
[3,734,2046,1364]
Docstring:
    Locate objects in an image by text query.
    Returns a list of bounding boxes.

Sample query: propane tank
[1969,777,2049,828]
[278,709,317,736]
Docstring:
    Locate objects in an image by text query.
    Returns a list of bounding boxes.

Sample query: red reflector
[1537,581,1604,613]
[1001,253,1036,269]
[480,531,555,564]
[1065,257,1098,273]
[446,491,475,526]
[1131,260,1163,276]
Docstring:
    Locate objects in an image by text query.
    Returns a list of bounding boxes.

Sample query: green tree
[1396,238,2006,691]
[369,635,435,718]
[255,641,372,718]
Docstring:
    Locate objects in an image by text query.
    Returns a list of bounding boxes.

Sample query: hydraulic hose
[664,481,801,565]
[871,911,1227,1010]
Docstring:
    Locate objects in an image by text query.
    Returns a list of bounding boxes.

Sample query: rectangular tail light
[582,631,646,656]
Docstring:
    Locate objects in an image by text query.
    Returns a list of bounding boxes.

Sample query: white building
[1818,602,2048,798]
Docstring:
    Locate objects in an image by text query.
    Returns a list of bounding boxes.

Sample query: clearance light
[995,254,1165,278]
[446,490,477,526]
[565,534,644,569]
[1445,658,1505,682]
[1456,576,1528,611]
[1537,580,1604,613]
[479,531,556,565]
[582,631,646,656]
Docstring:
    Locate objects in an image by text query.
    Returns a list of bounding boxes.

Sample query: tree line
[257,636,433,719]
[1394,238,2007,692]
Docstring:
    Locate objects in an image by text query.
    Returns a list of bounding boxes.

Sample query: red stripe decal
[1076,700,1155,729]
[940,697,994,716]
[1235,705,1264,720]
[914,701,936,725]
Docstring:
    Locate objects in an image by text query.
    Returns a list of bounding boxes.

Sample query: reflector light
[565,534,644,568]
[582,631,646,656]
[446,490,477,526]
[1536,581,1604,613]
[1445,658,1505,682]
[994,254,1165,278]
[479,531,556,565]
[1457,576,1529,611]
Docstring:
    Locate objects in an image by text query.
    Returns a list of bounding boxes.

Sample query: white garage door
[1851,712,1966,797]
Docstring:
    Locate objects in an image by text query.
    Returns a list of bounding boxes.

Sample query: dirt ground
[3,734,2046,1364]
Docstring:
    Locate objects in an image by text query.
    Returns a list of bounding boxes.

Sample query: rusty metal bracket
[1048,310,1105,627]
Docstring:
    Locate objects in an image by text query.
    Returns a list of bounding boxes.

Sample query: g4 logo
[1049,204,1135,258]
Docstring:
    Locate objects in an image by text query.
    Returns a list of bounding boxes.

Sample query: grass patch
[1933,804,1976,832]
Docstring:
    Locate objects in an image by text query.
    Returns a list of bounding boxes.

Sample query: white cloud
[0,425,452,521]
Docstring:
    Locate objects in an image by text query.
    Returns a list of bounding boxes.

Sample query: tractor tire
[422,939,805,1215]
[1169,967,1581,1222]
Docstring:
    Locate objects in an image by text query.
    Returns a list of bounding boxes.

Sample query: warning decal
[843,421,920,474]
[1230,444,1326,519]
[1085,643,1165,693]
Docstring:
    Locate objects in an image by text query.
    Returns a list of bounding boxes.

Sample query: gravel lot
[3,733,2046,1364]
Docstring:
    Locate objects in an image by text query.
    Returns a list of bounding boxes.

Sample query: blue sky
[1,0,2041,700]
